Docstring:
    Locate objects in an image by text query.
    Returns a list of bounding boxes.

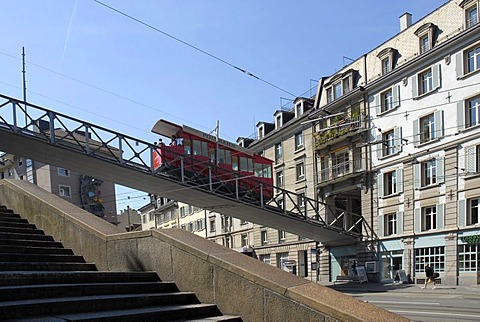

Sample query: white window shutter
[432,64,441,90]
[413,163,421,190]
[436,203,445,230]
[434,110,444,138]
[377,172,384,198]
[457,101,465,131]
[397,211,404,235]
[377,134,383,159]
[393,85,400,108]
[455,52,463,78]
[396,168,403,193]
[436,157,445,184]
[413,119,419,146]
[374,94,381,115]
[414,208,421,233]
[378,214,384,237]
[458,199,466,228]
[411,75,418,98]
[466,146,477,173]
[394,126,402,153]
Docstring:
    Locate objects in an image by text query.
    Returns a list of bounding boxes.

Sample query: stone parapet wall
[0,179,407,322]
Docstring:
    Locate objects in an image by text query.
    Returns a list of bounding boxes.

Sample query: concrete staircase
[0,205,241,321]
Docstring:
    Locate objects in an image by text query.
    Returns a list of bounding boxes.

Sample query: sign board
[355,266,369,283]
[395,270,408,283]
[311,262,318,271]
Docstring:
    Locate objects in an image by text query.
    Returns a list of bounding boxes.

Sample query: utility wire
[92,0,297,97]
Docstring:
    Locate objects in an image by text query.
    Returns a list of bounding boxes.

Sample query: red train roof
[152,119,271,160]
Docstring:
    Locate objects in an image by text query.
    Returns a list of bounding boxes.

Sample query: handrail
[0,94,365,239]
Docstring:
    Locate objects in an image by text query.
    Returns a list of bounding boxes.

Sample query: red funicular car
[151,119,274,201]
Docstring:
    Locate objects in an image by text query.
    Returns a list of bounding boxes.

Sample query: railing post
[48,111,55,144]
[209,167,213,191]
[11,102,18,133]
[260,184,264,207]
[84,124,90,154]
[118,135,123,164]
[180,157,185,182]
[235,176,239,200]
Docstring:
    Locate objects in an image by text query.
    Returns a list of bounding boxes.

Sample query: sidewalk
[319,281,480,297]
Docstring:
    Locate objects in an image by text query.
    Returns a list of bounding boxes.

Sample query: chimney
[400,12,412,31]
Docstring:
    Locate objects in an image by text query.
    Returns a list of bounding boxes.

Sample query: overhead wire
[92,0,297,98]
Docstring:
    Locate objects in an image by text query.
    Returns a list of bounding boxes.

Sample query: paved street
[323,282,480,322]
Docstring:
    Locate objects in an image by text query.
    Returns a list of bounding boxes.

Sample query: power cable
[92,0,297,97]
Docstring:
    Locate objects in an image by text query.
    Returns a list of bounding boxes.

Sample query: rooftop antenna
[22,47,27,125]
[343,56,355,66]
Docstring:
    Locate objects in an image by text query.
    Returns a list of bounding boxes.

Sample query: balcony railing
[467,15,479,29]
[314,114,363,149]
[317,159,364,184]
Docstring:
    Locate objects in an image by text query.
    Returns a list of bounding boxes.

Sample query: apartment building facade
[141,0,480,285]
[247,0,480,285]
[0,153,118,223]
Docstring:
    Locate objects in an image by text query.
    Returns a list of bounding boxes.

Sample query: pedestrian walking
[421,264,438,289]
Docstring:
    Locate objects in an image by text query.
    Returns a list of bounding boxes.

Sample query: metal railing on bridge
[0,94,372,241]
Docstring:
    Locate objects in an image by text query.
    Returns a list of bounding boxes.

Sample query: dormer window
[295,102,303,118]
[275,115,282,129]
[414,23,436,55]
[377,47,396,76]
[258,125,265,139]
[461,0,479,28]
[325,70,354,103]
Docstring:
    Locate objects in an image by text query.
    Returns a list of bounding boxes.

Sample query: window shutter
[394,126,402,153]
[457,101,465,131]
[414,208,421,233]
[374,94,381,115]
[436,203,445,230]
[458,199,466,228]
[413,119,419,146]
[377,134,383,159]
[414,163,421,190]
[455,52,463,78]
[432,64,441,90]
[378,214,384,237]
[436,157,445,184]
[466,146,477,173]
[369,128,376,143]
[377,172,384,198]
[434,110,444,138]
[396,168,403,193]
[411,75,418,98]
[397,211,404,235]
[393,85,400,108]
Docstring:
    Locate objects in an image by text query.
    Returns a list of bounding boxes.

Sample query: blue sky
[0,0,447,211]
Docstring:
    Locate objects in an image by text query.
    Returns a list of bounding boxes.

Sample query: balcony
[317,158,364,186]
[314,114,364,150]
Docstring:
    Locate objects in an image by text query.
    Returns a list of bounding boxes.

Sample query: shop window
[415,246,445,273]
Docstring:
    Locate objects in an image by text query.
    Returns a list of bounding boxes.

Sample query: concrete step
[0,261,97,271]
[0,238,64,248]
[0,252,85,263]
[0,226,45,235]
[0,206,239,321]
[0,281,179,301]
[0,244,74,255]
[0,271,160,286]
[0,232,54,241]
[0,216,29,224]
[0,291,201,319]
[0,220,37,229]
[14,303,233,322]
